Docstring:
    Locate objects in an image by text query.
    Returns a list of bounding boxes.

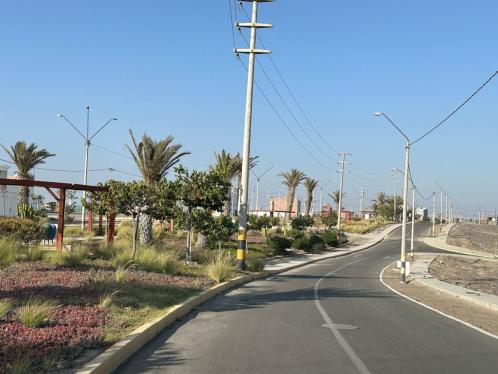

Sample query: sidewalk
[265,223,401,272]
[409,253,498,312]
[423,234,495,259]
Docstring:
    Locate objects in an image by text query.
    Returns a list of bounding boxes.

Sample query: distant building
[340,210,353,223]
[320,204,334,218]
[267,196,301,218]
[415,207,428,221]
[361,210,376,220]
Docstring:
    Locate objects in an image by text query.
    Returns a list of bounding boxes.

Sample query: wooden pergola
[0,178,113,249]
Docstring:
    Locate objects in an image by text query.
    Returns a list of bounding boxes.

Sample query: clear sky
[1,0,497,218]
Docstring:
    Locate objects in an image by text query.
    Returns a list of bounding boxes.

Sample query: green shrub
[0,217,44,244]
[116,221,134,241]
[64,226,83,237]
[99,291,119,308]
[92,241,128,260]
[206,251,234,283]
[291,215,314,231]
[268,236,292,256]
[112,249,134,268]
[308,234,323,245]
[0,238,18,267]
[246,257,265,272]
[135,247,179,274]
[17,298,56,328]
[292,236,311,251]
[51,247,88,267]
[0,299,13,319]
[191,247,211,264]
[115,264,132,282]
[321,230,339,247]
[23,246,44,262]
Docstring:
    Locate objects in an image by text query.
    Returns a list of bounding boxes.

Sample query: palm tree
[126,130,190,244]
[211,150,242,216]
[329,190,345,213]
[279,169,306,219]
[1,141,55,205]
[303,178,319,217]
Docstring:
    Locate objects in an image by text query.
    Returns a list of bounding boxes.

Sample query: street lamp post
[410,184,416,261]
[374,112,411,283]
[251,164,276,211]
[57,107,117,231]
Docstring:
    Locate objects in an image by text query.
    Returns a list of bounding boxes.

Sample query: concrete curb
[410,254,498,313]
[422,237,495,259]
[77,224,401,374]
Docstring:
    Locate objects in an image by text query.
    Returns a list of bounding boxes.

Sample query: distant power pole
[234,0,273,270]
[392,168,398,222]
[410,185,416,261]
[359,187,365,216]
[432,192,436,237]
[336,153,351,236]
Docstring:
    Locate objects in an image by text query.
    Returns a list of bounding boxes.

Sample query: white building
[415,207,428,221]
[0,165,19,217]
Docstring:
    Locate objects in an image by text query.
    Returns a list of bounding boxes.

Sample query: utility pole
[57,107,117,232]
[432,192,436,237]
[445,194,448,223]
[336,153,351,238]
[410,185,416,261]
[359,187,365,217]
[392,168,398,222]
[234,0,272,270]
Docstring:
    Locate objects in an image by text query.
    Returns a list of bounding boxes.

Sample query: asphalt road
[118,224,498,374]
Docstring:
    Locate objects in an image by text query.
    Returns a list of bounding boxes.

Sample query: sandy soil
[383,263,498,337]
[429,255,498,296]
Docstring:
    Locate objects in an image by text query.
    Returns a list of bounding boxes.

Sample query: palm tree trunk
[195,232,208,249]
[18,186,30,206]
[304,192,312,216]
[139,213,153,245]
[286,187,296,219]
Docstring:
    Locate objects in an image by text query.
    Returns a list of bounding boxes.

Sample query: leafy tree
[1,141,55,205]
[279,169,306,219]
[125,130,190,245]
[290,215,313,232]
[321,212,338,230]
[372,193,403,221]
[65,190,78,224]
[173,166,230,261]
[303,178,319,216]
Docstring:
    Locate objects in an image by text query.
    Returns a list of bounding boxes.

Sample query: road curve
[118,224,498,374]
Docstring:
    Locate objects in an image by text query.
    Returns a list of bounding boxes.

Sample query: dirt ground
[429,255,498,296]
[383,262,498,337]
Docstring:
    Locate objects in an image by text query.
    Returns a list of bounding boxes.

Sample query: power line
[238,2,339,156]
[235,26,337,162]
[412,70,498,145]
[92,143,132,160]
[236,56,334,171]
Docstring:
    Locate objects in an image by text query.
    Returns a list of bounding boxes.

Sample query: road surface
[118,224,498,373]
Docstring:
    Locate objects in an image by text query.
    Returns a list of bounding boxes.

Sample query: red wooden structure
[0,178,111,249]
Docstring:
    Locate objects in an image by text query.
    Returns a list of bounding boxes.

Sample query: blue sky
[1,0,497,218]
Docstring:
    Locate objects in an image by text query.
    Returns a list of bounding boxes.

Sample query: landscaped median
[76,223,401,374]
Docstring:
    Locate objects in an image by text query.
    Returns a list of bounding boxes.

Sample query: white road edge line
[314,257,372,374]
[379,263,498,341]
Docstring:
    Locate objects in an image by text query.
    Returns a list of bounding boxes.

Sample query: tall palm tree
[303,178,319,217]
[1,141,55,205]
[126,130,190,244]
[211,150,241,216]
[329,190,345,213]
[279,169,306,219]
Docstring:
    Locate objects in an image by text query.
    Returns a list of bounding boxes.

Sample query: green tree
[303,178,319,217]
[125,130,190,245]
[279,169,306,219]
[173,166,230,261]
[1,141,55,205]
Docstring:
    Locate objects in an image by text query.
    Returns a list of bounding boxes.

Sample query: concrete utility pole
[374,112,410,283]
[445,194,449,223]
[410,185,416,261]
[360,187,365,217]
[392,168,398,222]
[432,192,436,237]
[336,153,351,238]
[234,0,272,270]
[57,107,117,232]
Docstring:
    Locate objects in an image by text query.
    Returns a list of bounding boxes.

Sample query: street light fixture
[374,112,411,283]
[250,163,276,211]
[57,107,117,231]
